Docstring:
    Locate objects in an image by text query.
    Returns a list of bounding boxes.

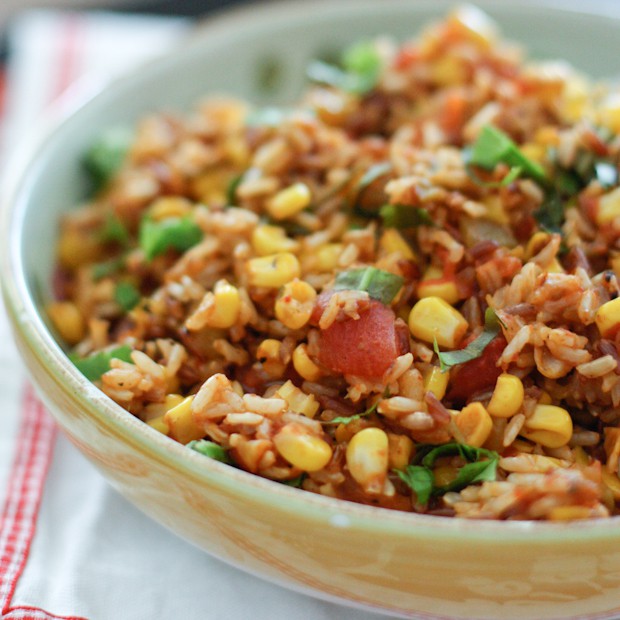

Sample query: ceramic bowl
[4,1,620,618]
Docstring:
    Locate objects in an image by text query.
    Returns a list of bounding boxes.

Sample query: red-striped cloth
[0,11,379,620]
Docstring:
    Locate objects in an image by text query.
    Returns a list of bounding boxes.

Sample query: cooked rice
[48,8,620,520]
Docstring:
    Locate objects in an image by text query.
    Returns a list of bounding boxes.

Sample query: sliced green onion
[434,307,502,371]
[70,345,133,381]
[99,213,130,246]
[139,216,203,261]
[380,204,433,228]
[469,125,546,185]
[115,281,140,312]
[83,127,132,192]
[333,266,404,305]
[187,439,231,464]
[306,40,381,95]
[91,256,125,281]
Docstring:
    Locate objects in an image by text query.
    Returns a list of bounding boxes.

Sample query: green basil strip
[114,281,141,312]
[83,127,132,192]
[186,439,231,464]
[434,307,502,371]
[325,398,381,426]
[139,216,203,261]
[380,204,433,228]
[469,125,546,185]
[333,266,404,305]
[70,344,133,381]
[533,191,565,234]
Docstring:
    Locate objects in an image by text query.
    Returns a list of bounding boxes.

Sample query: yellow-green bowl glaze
[4,2,620,618]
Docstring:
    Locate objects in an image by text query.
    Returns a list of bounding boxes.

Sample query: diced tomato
[446,335,506,403]
[317,299,409,380]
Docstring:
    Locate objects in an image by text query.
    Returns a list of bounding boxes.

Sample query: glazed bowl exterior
[3,1,620,618]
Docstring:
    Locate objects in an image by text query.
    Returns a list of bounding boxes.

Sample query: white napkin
[0,10,382,619]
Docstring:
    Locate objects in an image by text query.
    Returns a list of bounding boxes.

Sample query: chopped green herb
[114,281,140,312]
[434,307,502,371]
[380,204,433,228]
[83,127,132,192]
[139,216,203,261]
[395,466,434,505]
[465,159,523,188]
[187,439,231,464]
[70,345,133,381]
[281,474,306,488]
[306,40,381,95]
[91,256,125,280]
[325,398,381,426]
[99,213,130,246]
[227,173,244,206]
[396,442,499,505]
[533,191,565,234]
[333,266,404,305]
[469,125,546,185]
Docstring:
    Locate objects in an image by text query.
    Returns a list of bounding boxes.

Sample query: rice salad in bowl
[46,5,620,522]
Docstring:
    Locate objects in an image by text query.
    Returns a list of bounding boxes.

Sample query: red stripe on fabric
[0,13,89,620]
[50,14,84,103]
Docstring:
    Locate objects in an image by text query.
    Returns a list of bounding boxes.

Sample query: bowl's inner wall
[13,0,620,332]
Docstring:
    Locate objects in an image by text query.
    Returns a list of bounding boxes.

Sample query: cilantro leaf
[333,266,403,305]
[395,466,434,505]
[434,308,502,371]
[83,127,132,192]
[70,345,133,381]
[99,213,130,246]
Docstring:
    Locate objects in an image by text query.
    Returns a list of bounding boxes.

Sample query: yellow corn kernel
[164,396,204,444]
[274,279,317,330]
[46,301,85,345]
[408,296,468,348]
[256,338,286,378]
[251,224,299,256]
[520,143,545,165]
[520,404,573,449]
[209,279,241,329]
[148,197,192,221]
[602,468,620,500]
[266,182,312,220]
[597,187,620,226]
[422,365,450,400]
[549,506,594,521]
[315,243,344,272]
[453,402,493,448]
[418,266,459,305]
[595,297,620,337]
[275,380,320,418]
[292,344,322,382]
[223,136,250,167]
[534,126,560,148]
[273,423,332,471]
[379,229,416,261]
[246,252,301,288]
[525,231,551,260]
[57,228,101,269]
[572,445,591,466]
[433,465,459,488]
[335,416,376,444]
[192,168,230,205]
[487,373,524,418]
[431,56,466,86]
[387,433,414,470]
[483,195,509,225]
[598,93,620,134]
[538,390,553,405]
[147,415,170,435]
[346,427,389,494]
